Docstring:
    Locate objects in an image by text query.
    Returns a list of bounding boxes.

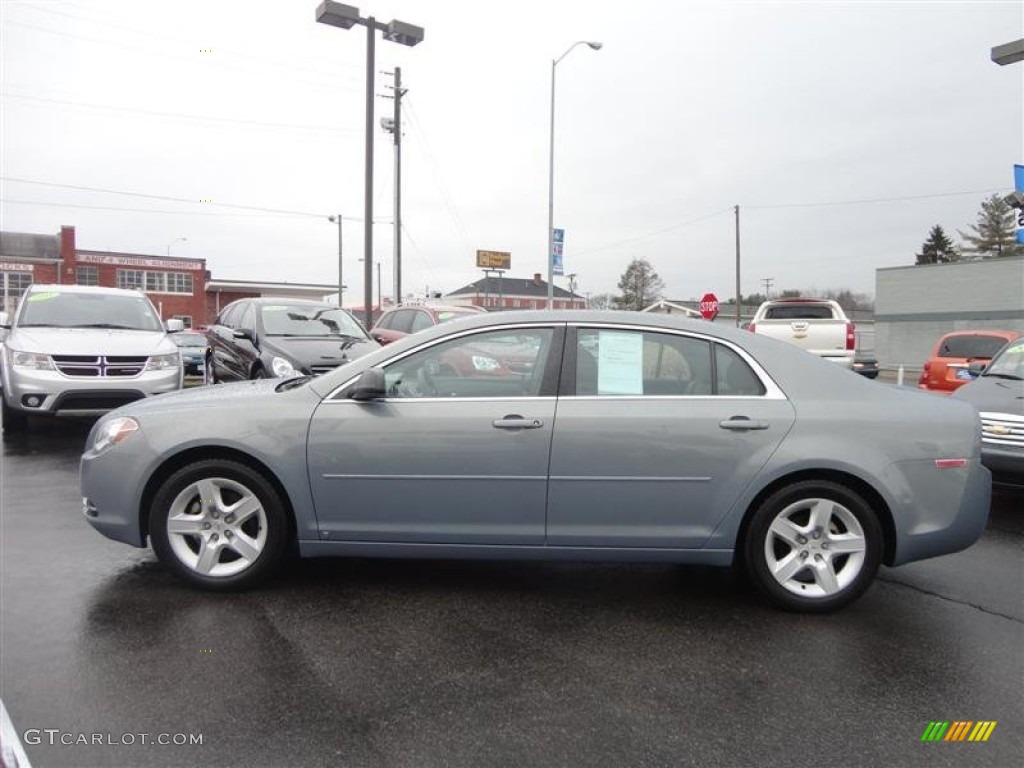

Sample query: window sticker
[262,306,288,312]
[27,292,58,302]
[597,331,643,395]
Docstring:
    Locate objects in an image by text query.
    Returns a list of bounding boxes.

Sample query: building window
[76,266,99,286]
[2,272,32,315]
[172,315,192,329]
[145,271,166,292]
[166,272,193,294]
[117,270,144,290]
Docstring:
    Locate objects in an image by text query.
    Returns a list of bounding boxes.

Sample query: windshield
[260,305,368,338]
[435,309,479,324]
[171,333,208,348]
[983,341,1024,379]
[17,291,164,331]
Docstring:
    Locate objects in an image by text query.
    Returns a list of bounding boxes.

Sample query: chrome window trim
[568,321,787,400]
[322,395,558,405]
[324,322,563,401]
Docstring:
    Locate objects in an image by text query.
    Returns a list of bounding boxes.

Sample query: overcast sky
[1,0,1021,305]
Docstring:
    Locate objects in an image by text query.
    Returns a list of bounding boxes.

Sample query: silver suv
[0,284,183,431]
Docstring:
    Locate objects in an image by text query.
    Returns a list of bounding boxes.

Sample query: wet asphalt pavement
[1,417,1022,768]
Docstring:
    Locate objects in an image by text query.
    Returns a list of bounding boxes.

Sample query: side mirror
[967,361,987,376]
[349,368,386,401]
[165,318,185,333]
[233,328,255,342]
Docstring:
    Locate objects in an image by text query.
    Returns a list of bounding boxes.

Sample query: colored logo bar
[921,721,997,742]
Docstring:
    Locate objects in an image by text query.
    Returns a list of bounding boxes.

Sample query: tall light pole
[315,1,424,327]
[166,237,186,257]
[328,215,344,304]
[547,40,602,309]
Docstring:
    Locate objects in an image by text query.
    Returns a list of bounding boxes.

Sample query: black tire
[1,393,28,433]
[743,480,882,613]
[148,460,291,590]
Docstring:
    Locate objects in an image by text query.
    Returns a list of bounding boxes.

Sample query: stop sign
[699,293,719,321]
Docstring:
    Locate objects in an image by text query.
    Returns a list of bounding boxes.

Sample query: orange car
[918,330,1022,393]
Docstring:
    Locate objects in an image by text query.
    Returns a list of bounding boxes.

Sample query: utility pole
[567,273,578,307]
[381,68,406,306]
[734,205,741,328]
[328,215,344,304]
[761,277,774,299]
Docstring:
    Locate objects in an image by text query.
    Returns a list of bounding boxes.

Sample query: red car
[918,330,1022,393]
[370,304,484,345]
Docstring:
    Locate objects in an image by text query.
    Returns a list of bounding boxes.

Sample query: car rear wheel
[148,460,290,590]
[744,480,882,612]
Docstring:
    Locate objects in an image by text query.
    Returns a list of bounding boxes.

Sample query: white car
[1,284,183,432]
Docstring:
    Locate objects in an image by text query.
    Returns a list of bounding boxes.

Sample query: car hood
[109,378,313,417]
[261,336,379,368]
[951,375,1024,412]
[7,327,176,356]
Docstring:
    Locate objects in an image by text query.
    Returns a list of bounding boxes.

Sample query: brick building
[0,226,207,328]
[445,273,586,310]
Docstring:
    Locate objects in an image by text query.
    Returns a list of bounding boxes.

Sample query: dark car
[370,304,485,345]
[205,298,379,383]
[952,337,1024,488]
[852,354,879,379]
[170,331,209,377]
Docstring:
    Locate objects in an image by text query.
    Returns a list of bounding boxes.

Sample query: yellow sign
[476,250,511,270]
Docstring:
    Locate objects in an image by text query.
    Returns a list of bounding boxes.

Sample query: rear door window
[763,304,835,320]
[938,335,1013,359]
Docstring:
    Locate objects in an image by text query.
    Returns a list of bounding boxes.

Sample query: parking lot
[0,415,1021,768]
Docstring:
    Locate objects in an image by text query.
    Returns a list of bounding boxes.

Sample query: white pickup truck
[748,298,856,368]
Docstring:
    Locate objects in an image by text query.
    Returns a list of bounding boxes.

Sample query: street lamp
[315,1,424,328]
[327,214,344,304]
[166,237,187,257]
[547,40,602,309]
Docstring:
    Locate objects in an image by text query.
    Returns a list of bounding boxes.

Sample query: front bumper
[980,444,1024,488]
[4,366,182,415]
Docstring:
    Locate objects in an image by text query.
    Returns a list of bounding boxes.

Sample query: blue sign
[1016,166,1024,243]
[551,228,565,275]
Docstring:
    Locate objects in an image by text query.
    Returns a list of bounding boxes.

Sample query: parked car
[952,337,1024,488]
[370,304,485,345]
[170,331,209,377]
[918,330,1022,393]
[205,298,379,383]
[1,284,183,432]
[748,298,856,368]
[851,354,879,379]
[80,311,990,612]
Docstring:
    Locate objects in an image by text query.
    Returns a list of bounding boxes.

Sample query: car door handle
[719,417,769,431]
[492,416,544,430]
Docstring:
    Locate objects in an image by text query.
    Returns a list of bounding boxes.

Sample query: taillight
[918,361,930,385]
[748,323,756,333]
[845,322,856,350]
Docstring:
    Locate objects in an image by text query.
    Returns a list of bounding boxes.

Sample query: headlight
[145,353,181,371]
[92,416,140,452]
[271,356,298,377]
[10,350,55,370]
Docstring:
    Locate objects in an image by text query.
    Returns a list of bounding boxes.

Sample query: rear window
[938,335,1013,359]
[763,304,835,320]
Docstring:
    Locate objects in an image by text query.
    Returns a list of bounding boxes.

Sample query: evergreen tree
[614,259,665,311]
[958,194,1024,259]
[915,225,960,264]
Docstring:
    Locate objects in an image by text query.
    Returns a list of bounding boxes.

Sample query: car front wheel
[744,480,882,612]
[148,460,290,590]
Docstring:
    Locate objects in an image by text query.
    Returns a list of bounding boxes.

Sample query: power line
[1,177,379,222]
[574,207,732,257]
[747,188,1006,210]
[0,198,292,217]
[2,92,361,135]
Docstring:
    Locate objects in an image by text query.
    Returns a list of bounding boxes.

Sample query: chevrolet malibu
[81,311,991,612]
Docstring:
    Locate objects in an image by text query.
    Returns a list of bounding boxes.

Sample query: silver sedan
[80,311,990,612]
